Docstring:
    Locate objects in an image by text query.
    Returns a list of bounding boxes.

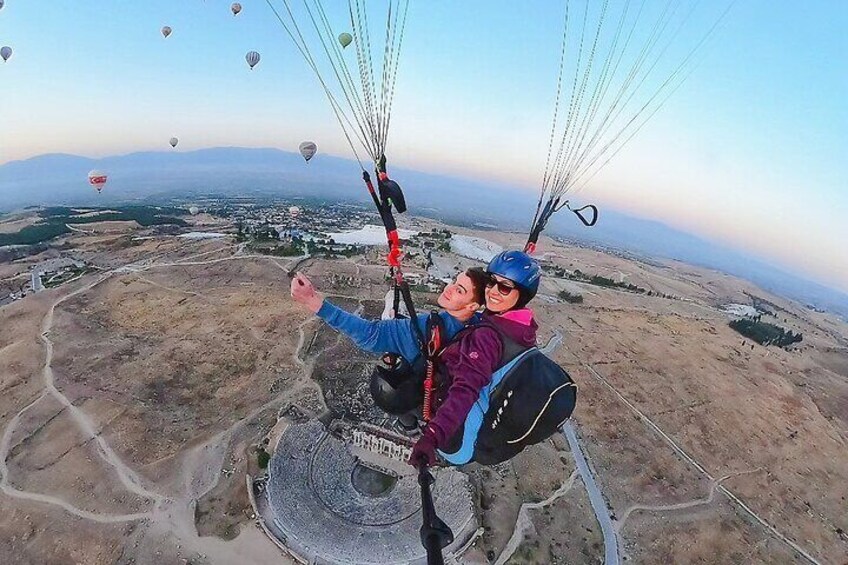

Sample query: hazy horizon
[2,146,847,321]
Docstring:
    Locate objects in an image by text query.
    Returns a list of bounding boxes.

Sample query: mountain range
[1,147,846,318]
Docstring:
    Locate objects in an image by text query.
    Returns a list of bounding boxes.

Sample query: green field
[0,206,188,246]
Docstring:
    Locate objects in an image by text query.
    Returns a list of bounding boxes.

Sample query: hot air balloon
[231,3,242,16]
[245,51,260,70]
[88,170,108,194]
[169,137,179,148]
[299,141,317,163]
[289,206,301,218]
[338,33,353,49]
[161,26,172,38]
[0,46,12,63]
[188,206,200,215]
[0,1,5,11]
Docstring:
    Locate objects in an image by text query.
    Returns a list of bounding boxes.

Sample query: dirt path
[494,469,579,565]
[0,275,162,524]
[39,274,165,502]
[614,468,764,533]
[580,358,823,565]
[0,242,311,563]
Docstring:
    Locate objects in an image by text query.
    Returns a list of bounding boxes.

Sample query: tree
[257,447,270,469]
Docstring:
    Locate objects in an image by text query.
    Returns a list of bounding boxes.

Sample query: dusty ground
[0,215,39,233]
[463,439,604,564]
[0,229,305,565]
[530,235,848,564]
[0,214,846,564]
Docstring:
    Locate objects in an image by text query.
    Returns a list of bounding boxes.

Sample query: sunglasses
[486,276,517,296]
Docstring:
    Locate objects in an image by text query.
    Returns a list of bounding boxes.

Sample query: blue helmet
[487,250,542,298]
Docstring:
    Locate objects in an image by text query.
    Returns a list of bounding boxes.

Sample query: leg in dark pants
[370,360,424,429]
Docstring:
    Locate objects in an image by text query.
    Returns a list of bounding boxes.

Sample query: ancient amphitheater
[262,419,478,564]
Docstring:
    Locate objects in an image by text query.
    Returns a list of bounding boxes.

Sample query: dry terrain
[0,213,846,564]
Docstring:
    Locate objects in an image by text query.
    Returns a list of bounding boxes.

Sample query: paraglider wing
[245,50,260,70]
[169,137,179,148]
[298,141,317,162]
[338,32,353,49]
[0,46,12,62]
[161,26,172,38]
[231,3,242,16]
[88,170,108,193]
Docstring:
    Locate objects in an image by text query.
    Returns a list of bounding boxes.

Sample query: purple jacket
[427,309,538,447]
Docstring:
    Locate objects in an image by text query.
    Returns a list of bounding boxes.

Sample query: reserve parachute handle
[567,202,598,227]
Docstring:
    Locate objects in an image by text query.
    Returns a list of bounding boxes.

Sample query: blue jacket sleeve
[316,300,426,362]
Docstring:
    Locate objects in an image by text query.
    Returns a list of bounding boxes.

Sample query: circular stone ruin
[264,419,477,564]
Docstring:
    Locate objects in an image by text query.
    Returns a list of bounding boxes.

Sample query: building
[30,271,44,293]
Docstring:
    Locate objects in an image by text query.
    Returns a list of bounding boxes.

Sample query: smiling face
[437,272,482,320]
[485,274,521,313]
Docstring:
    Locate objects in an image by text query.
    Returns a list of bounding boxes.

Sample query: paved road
[563,422,619,565]
[541,333,619,565]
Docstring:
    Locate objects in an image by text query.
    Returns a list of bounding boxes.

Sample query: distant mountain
[2,147,846,318]
[0,148,359,207]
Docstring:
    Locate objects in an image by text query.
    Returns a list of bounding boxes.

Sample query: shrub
[558,290,584,303]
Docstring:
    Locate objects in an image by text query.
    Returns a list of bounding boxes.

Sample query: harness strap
[392,283,402,319]
[397,281,424,349]
[422,312,443,422]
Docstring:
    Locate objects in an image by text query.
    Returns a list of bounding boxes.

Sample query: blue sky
[1,1,846,292]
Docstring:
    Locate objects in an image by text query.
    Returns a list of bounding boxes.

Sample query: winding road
[540,332,621,565]
[563,422,620,565]
[614,468,764,533]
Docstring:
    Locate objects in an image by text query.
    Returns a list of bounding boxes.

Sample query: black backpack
[436,322,578,466]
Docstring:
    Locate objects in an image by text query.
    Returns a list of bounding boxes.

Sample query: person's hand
[290,272,324,314]
[408,428,438,469]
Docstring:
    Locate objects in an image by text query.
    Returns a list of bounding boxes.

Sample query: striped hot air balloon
[245,50,260,70]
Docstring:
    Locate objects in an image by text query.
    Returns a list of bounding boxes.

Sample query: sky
[1,1,846,293]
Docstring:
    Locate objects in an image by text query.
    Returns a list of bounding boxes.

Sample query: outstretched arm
[291,272,424,361]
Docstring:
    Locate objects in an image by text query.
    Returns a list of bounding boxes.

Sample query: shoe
[393,417,422,438]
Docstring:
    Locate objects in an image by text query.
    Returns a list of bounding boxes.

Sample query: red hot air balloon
[88,170,108,193]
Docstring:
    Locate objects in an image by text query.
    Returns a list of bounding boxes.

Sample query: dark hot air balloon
[299,141,317,162]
